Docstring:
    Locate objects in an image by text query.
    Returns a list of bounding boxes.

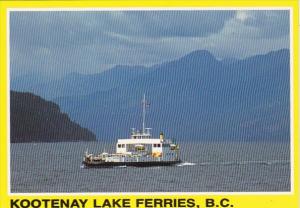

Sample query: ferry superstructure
[83,95,181,168]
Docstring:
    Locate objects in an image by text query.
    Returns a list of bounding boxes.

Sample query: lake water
[10,141,290,193]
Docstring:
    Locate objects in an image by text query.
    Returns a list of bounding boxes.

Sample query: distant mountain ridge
[11,49,290,141]
[12,65,151,100]
[10,91,96,143]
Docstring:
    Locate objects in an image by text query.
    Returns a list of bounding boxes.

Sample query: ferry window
[118,144,121,148]
[122,144,125,148]
[153,144,157,147]
[157,144,161,147]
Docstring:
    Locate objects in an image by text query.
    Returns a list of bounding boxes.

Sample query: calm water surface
[10,141,290,193]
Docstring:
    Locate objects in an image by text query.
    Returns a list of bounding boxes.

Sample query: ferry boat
[83,95,181,168]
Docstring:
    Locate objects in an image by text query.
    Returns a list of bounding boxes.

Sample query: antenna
[141,94,150,135]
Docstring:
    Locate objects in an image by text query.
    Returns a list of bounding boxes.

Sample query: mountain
[11,72,50,92]
[53,49,290,141]
[11,65,151,100]
[10,91,96,143]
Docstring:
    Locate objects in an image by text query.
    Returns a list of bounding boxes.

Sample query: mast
[142,94,146,134]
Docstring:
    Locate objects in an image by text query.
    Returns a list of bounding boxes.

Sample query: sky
[10,10,290,79]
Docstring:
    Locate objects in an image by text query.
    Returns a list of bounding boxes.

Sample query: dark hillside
[10,91,96,143]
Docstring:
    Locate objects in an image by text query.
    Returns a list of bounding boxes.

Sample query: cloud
[108,11,235,37]
[227,10,289,38]
[9,10,290,78]
[10,11,234,48]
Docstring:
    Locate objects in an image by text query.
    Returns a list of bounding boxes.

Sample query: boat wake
[234,160,290,166]
[116,165,127,168]
[197,160,290,166]
[177,162,196,167]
